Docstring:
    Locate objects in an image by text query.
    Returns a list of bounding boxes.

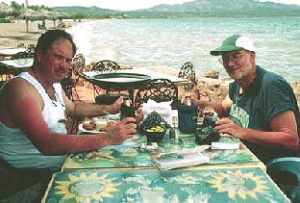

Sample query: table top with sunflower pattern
[42,167,289,203]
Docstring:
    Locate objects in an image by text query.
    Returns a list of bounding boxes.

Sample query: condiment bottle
[120,98,135,120]
[185,96,192,106]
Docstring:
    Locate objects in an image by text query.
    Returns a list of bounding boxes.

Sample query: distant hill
[53,0,300,18]
[53,6,121,18]
[138,0,300,17]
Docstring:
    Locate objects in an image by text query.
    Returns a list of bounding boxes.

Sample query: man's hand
[102,117,137,145]
[215,117,245,139]
[109,96,124,114]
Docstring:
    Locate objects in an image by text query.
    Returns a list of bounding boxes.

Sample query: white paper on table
[211,142,240,150]
[154,152,209,170]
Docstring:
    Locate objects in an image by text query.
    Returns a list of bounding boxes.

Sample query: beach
[0,19,75,48]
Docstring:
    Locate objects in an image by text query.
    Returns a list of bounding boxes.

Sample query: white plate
[78,123,105,134]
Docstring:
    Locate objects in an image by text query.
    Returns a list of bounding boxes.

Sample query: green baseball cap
[210,35,256,56]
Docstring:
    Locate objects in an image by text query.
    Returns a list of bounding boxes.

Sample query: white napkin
[142,99,172,124]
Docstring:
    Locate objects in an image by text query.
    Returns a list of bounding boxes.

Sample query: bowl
[144,126,166,144]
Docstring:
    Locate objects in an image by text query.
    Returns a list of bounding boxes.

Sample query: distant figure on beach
[191,34,300,164]
[0,29,136,200]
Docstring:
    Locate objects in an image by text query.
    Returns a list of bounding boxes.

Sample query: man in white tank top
[0,29,136,201]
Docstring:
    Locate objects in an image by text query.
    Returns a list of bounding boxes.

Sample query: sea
[68,17,300,81]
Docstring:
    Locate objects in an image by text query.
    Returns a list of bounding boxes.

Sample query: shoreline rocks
[196,70,300,110]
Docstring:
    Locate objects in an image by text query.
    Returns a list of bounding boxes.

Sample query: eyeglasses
[219,52,245,65]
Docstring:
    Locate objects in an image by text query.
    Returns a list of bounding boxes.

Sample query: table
[62,131,263,171]
[43,124,289,202]
[43,167,289,202]
[0,48,27,60]
[0,58,33,74]
[81,68,190,100]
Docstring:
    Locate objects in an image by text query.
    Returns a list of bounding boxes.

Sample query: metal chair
[267,157,300,202]
[61,54,86,134]
[91,59,121,98]
[135,78,178,110]
[11,47,35,60]
[91,59,120,73]
[61,54,85,101]
[178,61,196,91]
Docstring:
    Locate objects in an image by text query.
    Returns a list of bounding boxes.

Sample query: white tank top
[0,72,67,169]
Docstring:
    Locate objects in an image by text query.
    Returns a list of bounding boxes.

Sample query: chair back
[61,54,85,100]
[267,157,300,201]
[72,54,85,74]
[90,60,121,97]
[135,78,178,109]
[178,61,196,90]
[11,47,35,59]
[91,60,120,72]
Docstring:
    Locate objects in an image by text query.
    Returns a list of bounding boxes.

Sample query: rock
[196,76,231,102]
[201,69,219,79]
[195,75,300,111]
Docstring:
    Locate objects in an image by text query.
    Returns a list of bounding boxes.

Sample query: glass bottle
[120,98,135,120]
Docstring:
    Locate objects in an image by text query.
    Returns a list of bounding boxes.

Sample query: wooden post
[25,0,29,32]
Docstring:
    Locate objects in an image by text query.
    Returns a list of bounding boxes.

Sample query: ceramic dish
[78,123,105,134]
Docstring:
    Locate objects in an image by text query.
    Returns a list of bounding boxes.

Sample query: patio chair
[178,61,196,92]
[11,47,35,60]
[61,54,85,101]
[267,157,300,202]
[91,59,121,73]
[61,54,85,134]
[135,78,179,110]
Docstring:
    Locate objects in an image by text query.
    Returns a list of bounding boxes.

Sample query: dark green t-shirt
[229,66,300,163]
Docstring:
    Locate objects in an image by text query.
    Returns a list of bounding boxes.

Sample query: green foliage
[10,1,21,10]
[0,18,12,23]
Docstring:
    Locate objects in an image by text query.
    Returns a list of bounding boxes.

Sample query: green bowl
[144,126,166,144]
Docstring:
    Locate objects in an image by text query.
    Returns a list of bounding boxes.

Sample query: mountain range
[53,0,300,18]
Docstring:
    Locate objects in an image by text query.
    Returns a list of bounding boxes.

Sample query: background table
[0,58,33,74]
[0,48,27,60]
[81,68,190,100]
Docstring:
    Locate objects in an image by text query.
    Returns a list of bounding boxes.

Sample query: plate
[78,123,105,134]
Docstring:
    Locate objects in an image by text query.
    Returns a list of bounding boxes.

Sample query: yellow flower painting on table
[44,168,289,202]
[54,173,119,202]
[207,169,269,200]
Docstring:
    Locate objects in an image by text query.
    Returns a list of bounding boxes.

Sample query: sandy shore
[0,19,76,48]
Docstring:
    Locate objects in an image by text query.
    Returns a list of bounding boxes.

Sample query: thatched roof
[0,2,15,14]
[20,8,64,20]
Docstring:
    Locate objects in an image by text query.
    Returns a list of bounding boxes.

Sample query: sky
[1,0,300,11]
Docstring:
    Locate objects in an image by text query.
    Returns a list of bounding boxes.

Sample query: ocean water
[68,17,300,81]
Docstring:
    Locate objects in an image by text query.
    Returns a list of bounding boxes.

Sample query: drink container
[120,98,135,120]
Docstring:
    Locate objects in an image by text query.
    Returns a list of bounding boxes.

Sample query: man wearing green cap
[193,34,300,163]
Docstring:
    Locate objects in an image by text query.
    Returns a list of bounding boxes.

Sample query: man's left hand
[109,96,124,114]
[215,117,245,139]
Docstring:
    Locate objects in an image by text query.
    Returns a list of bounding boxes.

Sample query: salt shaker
[169,128,176,139]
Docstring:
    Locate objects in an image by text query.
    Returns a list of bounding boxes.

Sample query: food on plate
[82,121,96,130]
